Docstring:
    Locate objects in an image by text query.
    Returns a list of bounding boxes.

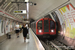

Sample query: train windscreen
[44,20,49,32]
[50,20,55,29]
[37,21,42,29]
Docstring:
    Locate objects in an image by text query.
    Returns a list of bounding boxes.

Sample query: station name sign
[14,10,26,14]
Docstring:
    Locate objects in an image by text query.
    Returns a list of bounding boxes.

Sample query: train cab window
[44,20,49,32]
[50,20,55,29]
[37,21,42,29]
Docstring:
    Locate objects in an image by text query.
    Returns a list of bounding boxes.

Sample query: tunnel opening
[51,11,62,34]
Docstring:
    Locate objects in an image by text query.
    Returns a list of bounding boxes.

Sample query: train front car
[36,18,56,39]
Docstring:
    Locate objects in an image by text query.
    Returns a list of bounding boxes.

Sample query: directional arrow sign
[14,10,26,14]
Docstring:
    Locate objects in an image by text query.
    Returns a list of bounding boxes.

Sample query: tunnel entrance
[51,11,62,33]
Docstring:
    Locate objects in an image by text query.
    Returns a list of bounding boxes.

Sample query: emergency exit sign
[14,10,26,14]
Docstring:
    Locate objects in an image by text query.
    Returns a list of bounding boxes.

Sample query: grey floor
[0,28,45,50]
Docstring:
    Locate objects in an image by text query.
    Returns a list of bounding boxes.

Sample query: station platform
[0,28,45,50]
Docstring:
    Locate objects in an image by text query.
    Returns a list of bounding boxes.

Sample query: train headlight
[39,30,42,33]
[51,30,54,32]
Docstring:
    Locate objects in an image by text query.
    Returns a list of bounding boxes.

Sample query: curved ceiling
[29,0,68,20]
[0,0,68,21]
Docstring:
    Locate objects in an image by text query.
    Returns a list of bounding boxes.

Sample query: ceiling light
[25,0,29,2]
[30,3,33,6]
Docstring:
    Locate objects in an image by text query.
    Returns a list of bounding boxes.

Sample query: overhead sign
[14,10,26,14]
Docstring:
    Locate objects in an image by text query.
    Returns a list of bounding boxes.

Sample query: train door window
[44,20,49,32]
[50,20,55,29]
[37,21,42,29]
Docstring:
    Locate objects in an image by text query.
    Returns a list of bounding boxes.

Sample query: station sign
[14,10,26,14]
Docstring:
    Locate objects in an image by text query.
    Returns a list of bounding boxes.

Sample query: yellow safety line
[30,29,39,50]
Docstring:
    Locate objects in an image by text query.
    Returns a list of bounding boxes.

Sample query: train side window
[50,20,55,29]
[37,21,42,29]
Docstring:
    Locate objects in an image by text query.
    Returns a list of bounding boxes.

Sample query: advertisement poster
[0,17,5,36]
[8,20,11,33]
[0,20,2,36]
[59,3,75,39]
[0,19,5,36]
[5,19,9,33]
[10,21,13,32]
[12,21,15,30]
[1,21,3,33]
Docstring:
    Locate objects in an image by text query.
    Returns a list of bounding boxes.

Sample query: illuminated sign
[14,10,26,14]
[14,11,22,13]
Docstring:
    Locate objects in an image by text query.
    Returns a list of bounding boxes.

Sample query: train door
[43,19,49,34]
[49,20,56,35]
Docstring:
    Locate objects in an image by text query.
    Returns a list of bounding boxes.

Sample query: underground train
[31,18,58,39]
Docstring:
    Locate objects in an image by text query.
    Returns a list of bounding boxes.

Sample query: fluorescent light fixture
[25,0,29,2]
[14,10,26,14]
[23,10,26,14]
[27,2,29,19]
